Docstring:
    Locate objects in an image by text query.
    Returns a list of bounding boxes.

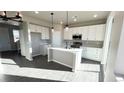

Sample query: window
[13,30,20,42]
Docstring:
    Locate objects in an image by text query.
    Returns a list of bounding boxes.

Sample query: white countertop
[48,47,82,53]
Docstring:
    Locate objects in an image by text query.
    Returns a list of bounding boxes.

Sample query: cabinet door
[69,31,72,40]
[45,28,50,39]
[88,25,96,41]
[71,28,75,35]
[81,26,89,40]
[82,47,87,58]
[83,47,102,61]
[96,24,105,41]
[64,29,72,40]
[41,27,46,39]
[75,27,80,34]
[29,24,35,32]
[77,27,82,35]
[86,48,95,59]
[94,48,102,61]
[64,30,68,40]
[36,25,41,33]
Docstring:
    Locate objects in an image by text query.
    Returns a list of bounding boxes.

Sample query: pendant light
[65,11,69,31]
[51,12,54,32]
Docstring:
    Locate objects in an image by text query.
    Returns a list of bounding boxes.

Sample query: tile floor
[0,51,102,82]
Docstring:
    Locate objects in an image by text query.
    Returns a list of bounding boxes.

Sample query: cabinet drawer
[81,47,102,61]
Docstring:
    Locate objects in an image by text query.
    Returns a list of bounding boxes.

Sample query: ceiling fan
[0,11,23,22]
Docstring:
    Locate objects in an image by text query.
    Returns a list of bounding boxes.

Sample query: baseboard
[26,56,33,61]
[32,53,41,57]
[82,57,101,62]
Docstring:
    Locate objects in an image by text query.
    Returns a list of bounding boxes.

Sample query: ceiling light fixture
[35,11,39,14]
[72,16,77,21]
[73,18,77,22]
[51,12,54,32]
[0,11,23,22]
[65,11,69,31]
[72,16,77,22]
[93,14,98,18]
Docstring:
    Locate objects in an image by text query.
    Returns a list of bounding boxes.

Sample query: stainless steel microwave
[72,34,82,40]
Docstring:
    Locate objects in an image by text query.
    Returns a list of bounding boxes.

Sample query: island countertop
[48,47,82,53]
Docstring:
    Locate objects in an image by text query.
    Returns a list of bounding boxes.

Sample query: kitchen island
[47,47,82,72]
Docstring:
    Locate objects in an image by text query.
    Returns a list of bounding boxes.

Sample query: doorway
[12,29,20,53]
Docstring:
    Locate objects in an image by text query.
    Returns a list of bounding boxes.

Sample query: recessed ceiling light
[73,18,77,22]
[35,11,39,14]
[93,14,98,18]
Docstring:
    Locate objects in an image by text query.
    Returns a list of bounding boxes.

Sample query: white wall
[101,12,115,65]
[104,12,124,82]
[114,13,124,76]
[20,22,32,61]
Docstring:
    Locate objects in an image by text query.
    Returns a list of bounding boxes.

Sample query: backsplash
[40,39,51,44]
[63,40,103,48]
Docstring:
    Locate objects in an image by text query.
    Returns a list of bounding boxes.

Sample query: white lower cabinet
[40,44,49,56]
[82,47,102,62]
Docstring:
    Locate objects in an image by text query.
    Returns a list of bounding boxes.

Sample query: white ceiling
[1,11,110,25]
[21,11,110,24]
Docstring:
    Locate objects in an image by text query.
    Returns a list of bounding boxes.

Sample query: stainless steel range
[71,34,82,48]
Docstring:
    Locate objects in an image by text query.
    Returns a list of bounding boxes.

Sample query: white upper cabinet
[80,26,89,40]
[63,30,68,40]
[36,25,42,33]
[41,27,46,39]
[63,24,106,41]
[71,28,77,35]
[29,24,50,40]
[43,27,50,39]
[88,25,96,40]
[64,29,72,40]
[96,24,106,41]
[29,24,36,32]
[42,27,50,39]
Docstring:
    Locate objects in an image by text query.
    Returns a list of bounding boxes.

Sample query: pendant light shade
[65,24,69,31]
[65,11,69,31]
[51,27,54,32]
[51,12,54,32]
